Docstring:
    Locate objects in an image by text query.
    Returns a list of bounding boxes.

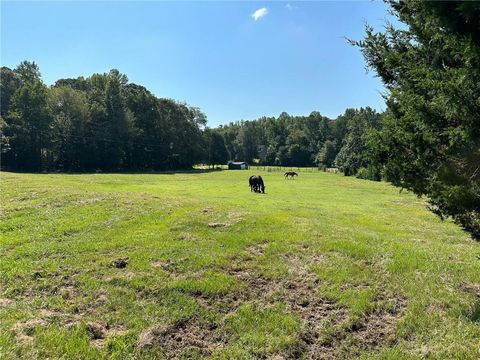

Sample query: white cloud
[285,3,292,10]
[251,7,268,21]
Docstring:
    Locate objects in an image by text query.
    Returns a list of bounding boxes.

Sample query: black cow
[249,175,265,193]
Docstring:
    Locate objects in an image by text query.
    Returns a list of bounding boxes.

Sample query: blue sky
[1,1,394,127]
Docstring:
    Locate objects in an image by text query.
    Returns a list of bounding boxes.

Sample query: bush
[356,166,381,181]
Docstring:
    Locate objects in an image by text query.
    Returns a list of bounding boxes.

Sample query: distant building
[228,161,249,170]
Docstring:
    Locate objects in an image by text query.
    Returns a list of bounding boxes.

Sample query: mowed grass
[0,169,479,359]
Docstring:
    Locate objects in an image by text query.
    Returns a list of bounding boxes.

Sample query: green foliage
[334,107,381,179]
[214,108,383,170]
[235,122,260,163]
[3,60,383,173]
[203,129,229,167]
[6,80,52,171]
[54,76,88,91]
[216,111,344,167]
[125,83,168,169]
[0,67,21,118]
[2,62,208,172]
[48,86,89,170]
[103,69,130,170]
[353,0,480,238]
[315,140,337,167]
[14,60,41,83]
[356,166,381,181]
[287,129,311,166]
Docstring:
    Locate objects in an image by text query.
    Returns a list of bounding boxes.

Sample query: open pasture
[0,170,479,359]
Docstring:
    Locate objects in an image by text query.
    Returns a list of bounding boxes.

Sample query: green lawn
[1,170,479,359]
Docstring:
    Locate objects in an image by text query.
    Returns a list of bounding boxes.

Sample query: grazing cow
[249,175,265,193]
[284,171,298,179]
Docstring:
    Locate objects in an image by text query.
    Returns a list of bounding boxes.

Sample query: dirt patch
[271,256,351,359]
[151,258,187,273]
[208,222,229,228]
[309,293,407,359]
[206,211,248,229]
[228,268,282,303]
[461,283,480,297]
[201,207,213,214]
[268,355,288,360]
[92,289,109,307]
[55,285,77,300]
[351,300,406,347]
[38,309,60,318]
[226,255,350,359]
[0,298,14,307]
[282,253,329,277]
[87,321,107,340]
[36,306,87,330]
[120,271,136,280]
[86,321,128,348]
[152,261,170,270]
[13,319,47,345]
[22,268,80,301]
[226,248,406,359]
[137,319,223,357]
[283,280,348,341]
[246,242,268,257]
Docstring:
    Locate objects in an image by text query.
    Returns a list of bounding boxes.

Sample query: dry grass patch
[137,318,224,357]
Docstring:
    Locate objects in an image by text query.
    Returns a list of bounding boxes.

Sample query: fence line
[253,166,322,172]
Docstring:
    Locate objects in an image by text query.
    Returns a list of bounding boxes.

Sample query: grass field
[1,170,479,359]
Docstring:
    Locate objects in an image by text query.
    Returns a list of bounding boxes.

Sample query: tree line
[0,61,381,178]
[211,107,382,179]
[1,63,207,172]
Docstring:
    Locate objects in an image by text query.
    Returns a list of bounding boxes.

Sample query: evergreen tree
[353,0,480,238]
